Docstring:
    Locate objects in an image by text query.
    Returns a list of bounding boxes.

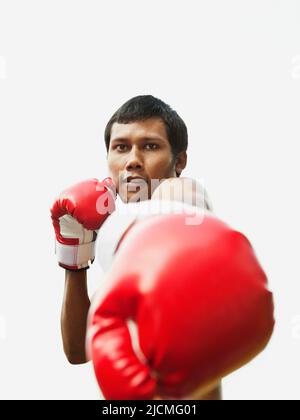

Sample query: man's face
[107,118,180,203]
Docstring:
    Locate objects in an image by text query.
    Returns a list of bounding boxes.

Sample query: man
[52,95,221,399]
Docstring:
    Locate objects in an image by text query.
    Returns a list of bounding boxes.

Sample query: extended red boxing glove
[87,212,275,400]
[51,178,116,271]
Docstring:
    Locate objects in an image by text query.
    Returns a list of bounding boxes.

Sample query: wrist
[65,268,88,285]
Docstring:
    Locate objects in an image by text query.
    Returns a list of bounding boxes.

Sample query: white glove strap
[55,240,96,269]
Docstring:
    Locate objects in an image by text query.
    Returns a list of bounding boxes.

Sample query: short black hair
[104,95,188,176]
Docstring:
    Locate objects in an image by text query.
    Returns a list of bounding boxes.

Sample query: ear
[175,151,187,176]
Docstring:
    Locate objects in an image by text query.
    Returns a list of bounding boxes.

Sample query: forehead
[110,118,168,141]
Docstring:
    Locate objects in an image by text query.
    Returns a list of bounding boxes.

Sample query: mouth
[125,176,148,184]
[122,177,149,196]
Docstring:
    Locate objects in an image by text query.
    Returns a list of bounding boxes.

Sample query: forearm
[153,383,222,401]
[61,270,90,364]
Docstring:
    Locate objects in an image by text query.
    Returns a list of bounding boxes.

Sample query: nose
[125,147,144,172]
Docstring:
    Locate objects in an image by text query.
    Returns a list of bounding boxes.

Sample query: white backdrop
[0,0,299,400]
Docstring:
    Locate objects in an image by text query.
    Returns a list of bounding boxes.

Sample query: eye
[115,144,128,152]
[145,143,159,150]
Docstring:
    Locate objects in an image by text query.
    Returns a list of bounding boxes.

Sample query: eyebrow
[111,136,166,143]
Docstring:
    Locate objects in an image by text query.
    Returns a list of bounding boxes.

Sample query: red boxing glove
[51,178,116,271]
[87,212,274,400]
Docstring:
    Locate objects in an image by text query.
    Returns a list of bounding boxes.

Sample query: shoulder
[152,177,213,211]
